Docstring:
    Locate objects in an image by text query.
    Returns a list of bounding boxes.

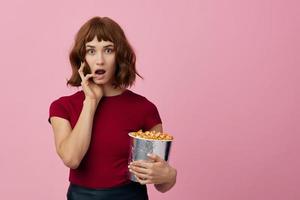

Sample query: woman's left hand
[128,153,175,185]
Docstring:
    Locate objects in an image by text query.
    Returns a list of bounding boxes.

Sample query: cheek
[109,65,117,75]
[107,54,116,63]
[85,57,95,68]
[106,57,116,70]
[85,56,92,64]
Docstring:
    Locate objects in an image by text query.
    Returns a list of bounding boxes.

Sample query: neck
[102,84,126,97]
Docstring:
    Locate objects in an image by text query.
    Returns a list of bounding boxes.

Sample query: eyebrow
[86,44,114,48]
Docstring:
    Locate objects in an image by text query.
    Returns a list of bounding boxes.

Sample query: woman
[48,16,177,200]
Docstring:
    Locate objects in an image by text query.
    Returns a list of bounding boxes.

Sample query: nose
[95,52,104,65]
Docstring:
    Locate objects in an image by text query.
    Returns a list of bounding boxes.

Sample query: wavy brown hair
[67,16,143,88]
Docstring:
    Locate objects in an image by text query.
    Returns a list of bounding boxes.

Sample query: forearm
[155,166,177,193]
[59,98,98,168]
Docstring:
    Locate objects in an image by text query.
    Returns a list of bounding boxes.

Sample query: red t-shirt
[48,89,162,189]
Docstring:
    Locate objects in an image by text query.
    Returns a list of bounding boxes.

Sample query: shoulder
[50,90,84,106]
[126,90,159,111]
[128,91,162,130]
[127,90,155,105]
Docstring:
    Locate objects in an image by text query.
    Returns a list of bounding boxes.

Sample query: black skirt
[67,181,149,200]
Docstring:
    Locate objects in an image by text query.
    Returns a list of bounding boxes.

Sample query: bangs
[85,22,115,44]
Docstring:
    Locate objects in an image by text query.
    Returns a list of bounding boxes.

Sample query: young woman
[48,16,177,200]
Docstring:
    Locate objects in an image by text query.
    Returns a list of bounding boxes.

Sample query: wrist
[83,98,99,108]
[168,166,177,183]
[154,166,177,193]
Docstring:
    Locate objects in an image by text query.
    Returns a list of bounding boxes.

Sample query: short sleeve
[143,100,162,131]
[48,98,70,124]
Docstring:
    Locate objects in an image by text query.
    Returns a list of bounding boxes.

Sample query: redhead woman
[48,16,177,200]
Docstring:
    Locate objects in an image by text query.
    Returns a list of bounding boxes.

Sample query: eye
[104,48,114,54]
[87,49,95,55]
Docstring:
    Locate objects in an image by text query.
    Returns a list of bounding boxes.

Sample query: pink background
[0,0,299,199]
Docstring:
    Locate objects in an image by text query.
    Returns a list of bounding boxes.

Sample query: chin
[93,78,107,84]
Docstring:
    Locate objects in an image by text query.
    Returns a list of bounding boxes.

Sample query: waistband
[67,181,148,200]
[69,181,145,191]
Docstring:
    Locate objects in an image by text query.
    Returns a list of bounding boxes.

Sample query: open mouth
[95,69,106,75]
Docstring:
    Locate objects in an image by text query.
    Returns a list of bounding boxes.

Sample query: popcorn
[129,130,173,141]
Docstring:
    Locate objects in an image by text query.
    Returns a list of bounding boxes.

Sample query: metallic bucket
[128,132,173,182]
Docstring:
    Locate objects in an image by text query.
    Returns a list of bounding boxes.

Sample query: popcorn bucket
[128,132,173,182]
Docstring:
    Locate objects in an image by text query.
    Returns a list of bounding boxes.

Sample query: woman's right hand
[78,62,104,103]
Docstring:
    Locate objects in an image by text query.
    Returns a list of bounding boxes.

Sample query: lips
[95,69,106,75]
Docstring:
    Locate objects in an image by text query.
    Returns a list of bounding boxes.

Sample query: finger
[135,175,145,185]
[130,160,153,169]
[129,164,149,174]
[78,62,85,81]
[134,174,151,185]
[84,74,94,81]
[129,169,149,180]
[147,153,164,162]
